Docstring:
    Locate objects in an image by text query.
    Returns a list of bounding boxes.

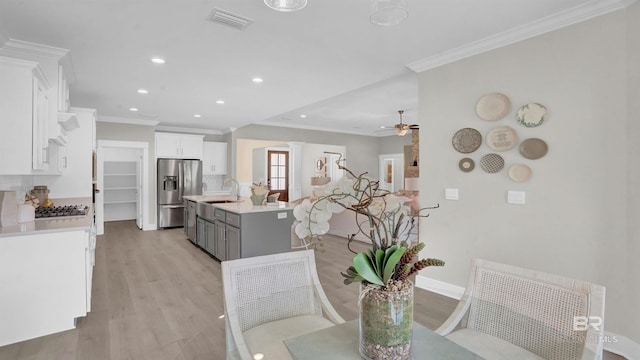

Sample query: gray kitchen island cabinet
[196,217,216,256]
[212,207,293,261]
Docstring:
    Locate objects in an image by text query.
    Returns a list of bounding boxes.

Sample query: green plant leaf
[353,253,384,286]
[374,249,385,278]
[383,245,397,265]
[382,246,406,284]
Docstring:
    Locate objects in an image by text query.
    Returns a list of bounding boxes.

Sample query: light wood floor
[0,221,625,360]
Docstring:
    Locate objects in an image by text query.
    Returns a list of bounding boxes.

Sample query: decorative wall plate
[519,138,548,159]
[486,126,518,151]
[452,128,482,153]
[480,153,505,173]
[508,164,532,182]
[476,92,511,121]
[516,103,547,127]
[459,158,475,172]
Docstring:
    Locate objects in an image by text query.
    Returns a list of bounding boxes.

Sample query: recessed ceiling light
[252,353,264,360]
[218,314,225,319]
[137,89,148,94]
[252,77,263,83]
[129,107,138,112]
[300,114,307,118]
[216,100,225,105]
[150,57,165,64]
[194,114,201,118]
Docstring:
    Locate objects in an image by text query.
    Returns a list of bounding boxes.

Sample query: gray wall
[625,2,640,343]
[96,122,156,226]
[378,134,412,155]
[417,8,637,342]
[231,125,387,178]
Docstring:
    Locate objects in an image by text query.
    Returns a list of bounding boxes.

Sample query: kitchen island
[0,197,96,347]
[183,195,295,261]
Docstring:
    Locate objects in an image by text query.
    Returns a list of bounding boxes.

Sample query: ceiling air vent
[207,8,254,30]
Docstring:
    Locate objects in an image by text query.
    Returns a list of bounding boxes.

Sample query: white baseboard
[603,332,640,360]
[415,275,465,300]
[414,277,640,359]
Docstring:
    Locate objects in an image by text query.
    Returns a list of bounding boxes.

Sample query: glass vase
[359,281,413,360]
[250,194,265,205]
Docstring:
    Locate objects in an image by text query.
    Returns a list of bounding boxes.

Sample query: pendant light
[264,0,308,12]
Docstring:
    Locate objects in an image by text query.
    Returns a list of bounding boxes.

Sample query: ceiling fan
[379,110,419,136]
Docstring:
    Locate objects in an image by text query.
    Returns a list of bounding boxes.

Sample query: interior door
[267,150,289,202]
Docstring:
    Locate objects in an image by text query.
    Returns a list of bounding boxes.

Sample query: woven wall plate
[452,128,482,153]
[480,153,505,173]
[508,164,532,182]
[519,138,548,160]
[516,103,547,127]
[476,92,511,121]
[486,126,518,151]
[459,158,475,172]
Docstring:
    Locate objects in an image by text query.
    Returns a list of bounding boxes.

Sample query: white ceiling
[0,0,629,136]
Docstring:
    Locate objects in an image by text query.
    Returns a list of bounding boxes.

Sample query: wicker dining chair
[436,258,606,360]
[221,250,345,360]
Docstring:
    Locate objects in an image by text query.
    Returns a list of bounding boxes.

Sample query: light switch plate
[445,188,459,200]
[507,191,526,205]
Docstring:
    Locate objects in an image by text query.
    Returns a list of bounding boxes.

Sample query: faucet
[224,178,241,201]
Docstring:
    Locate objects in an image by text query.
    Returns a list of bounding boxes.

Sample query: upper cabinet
[0,56,51,174]
[203,142,227,176]
[155,133,204,160]
[0,39,76,146]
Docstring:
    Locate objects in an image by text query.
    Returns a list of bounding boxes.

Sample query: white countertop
[0,197,94,237]
[183,194,296,214]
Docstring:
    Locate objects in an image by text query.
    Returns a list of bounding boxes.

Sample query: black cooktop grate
[35,205,89,218]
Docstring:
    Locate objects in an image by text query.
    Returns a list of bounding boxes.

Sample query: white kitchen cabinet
[36,107,96,197]
[0,56,51,175]
[155,132,204,159]
[0,228,94,346]
[203,141,227,175]
[58,64,70,112]
[0,39,75,146]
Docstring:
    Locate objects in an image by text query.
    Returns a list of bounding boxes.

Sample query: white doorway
[379,153,404,192]
[96,140,149,235]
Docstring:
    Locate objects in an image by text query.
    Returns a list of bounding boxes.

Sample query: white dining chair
[436,258,606,360]
[221,249,345,360]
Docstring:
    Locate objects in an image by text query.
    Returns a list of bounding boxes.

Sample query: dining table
[284,319,485,359]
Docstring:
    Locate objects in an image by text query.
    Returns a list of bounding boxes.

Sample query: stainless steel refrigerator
[157,158,202,228]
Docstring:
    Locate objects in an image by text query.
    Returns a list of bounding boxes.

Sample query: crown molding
[97,115,160,127]
[3,38,69,59]
[259,120,385,137]
[155,125,223,135]
[407,0,637,73]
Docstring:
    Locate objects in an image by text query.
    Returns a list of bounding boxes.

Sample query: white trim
[97,115,160,126]
[260,120,384,137]
[97,140,151,234]
[603,332,640,359]
[3,38,69,58]
[155,125,222,135]
[415,275,465,300]
[406,0,637,73]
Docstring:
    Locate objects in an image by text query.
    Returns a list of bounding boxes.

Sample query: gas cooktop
[35,205,89,219]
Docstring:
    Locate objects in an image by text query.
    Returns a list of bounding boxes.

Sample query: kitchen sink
[197,199,243,221]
